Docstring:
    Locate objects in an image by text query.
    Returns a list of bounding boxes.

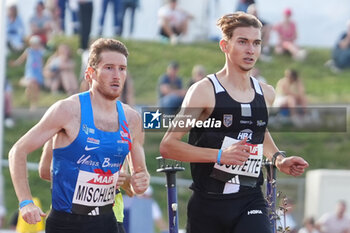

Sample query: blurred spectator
[4,79,15,128]
[188,64,206,87]
[7,4,25,52]
[273,8,307,61]
[158,0,193,45]
[158,61,186,114]
[273,69,307,118]
[43,44,78,95]
[251,67,267,83]
[247,3,272,60]
[79,48,90,91]
[140,186,168,233]
[98,0,122,36]
[326,20,350,72]
[277,198,298,233]
[119,0,139,37]
[0,204,5,228]
[235,0,255,12]
[29,1,53,46]
[10,35,45,111]
[46,0,62,36]
[57,0,79,34]
[10,210,18,230]
[298,217,320,233]
[119,73,135,106]
[316,200,350,233]
[78,0,93,50]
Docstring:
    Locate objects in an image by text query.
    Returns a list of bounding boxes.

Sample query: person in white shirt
[316,200,350,233]
[158,0,193,44]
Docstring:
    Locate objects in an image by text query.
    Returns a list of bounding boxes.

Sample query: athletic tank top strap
[207,74,225,94]
[79,91,94,126]
[250,76,263,96]
[207,74,264,96]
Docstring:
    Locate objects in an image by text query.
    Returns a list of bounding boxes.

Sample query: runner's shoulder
[260,82,275,106]
[185,78,214,107]
[47,94,81,119]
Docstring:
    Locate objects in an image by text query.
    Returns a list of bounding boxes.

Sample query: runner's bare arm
[160,79,250,165]
[38,139,53,181]
[125,106,150,194]
[8,96,79,223]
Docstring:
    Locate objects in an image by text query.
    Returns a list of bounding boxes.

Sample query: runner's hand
[221,138,250,165]
[117,172,134,197]
[20,203,46,224]
[116,171,128,188]
[276,156,309,176]
[130,170,150,195]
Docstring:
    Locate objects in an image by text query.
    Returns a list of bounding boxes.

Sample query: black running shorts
[46,209,120,233]
[186,190,272,233]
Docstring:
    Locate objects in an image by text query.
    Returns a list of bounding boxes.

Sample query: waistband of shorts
[49,208,114,221]
[191,186,262,200]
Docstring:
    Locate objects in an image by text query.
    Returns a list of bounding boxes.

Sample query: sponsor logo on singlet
[72,169,118,207]
[223,114,233,127]
[257,120,266,127]
[87,137,100,145]
[237,129,253,140]
[82,124,95,135]
[240,120,253,125]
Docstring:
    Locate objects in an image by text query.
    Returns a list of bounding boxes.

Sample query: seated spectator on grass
[10,35,45,111]
[29,1,53,46]
[7,4,25,52]
[158,0,193,45]
[273,8,306,61]
[43,44,78,95]
[273,69,307,118]
[188,64,206,87]
[158,61,186,114]
[327,20,350,72]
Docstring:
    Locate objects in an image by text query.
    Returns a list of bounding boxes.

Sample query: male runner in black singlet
[160,12,309,233]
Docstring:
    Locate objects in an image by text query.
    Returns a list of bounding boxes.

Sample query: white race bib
[72,170,118,207]
[214,136,263,178]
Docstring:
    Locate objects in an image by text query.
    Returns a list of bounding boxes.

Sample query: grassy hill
[2,37,350,230]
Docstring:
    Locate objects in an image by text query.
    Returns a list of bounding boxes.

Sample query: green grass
[3,37,350,229]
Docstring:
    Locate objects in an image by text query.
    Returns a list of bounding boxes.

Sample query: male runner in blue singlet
[160,12,309,233]
[9,38,149,233]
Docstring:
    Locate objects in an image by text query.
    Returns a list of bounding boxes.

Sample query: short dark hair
[217,12,262,40]
[88,38,129,69]
[168,61,179,69]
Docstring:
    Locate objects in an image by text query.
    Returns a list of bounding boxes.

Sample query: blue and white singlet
[51,92,131,215]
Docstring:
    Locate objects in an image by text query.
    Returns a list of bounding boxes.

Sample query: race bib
[72,169,118,207]
[214,136,263,178]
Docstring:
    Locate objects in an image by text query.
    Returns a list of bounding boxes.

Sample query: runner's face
[92,51,127,100]
[225,26,261,72]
